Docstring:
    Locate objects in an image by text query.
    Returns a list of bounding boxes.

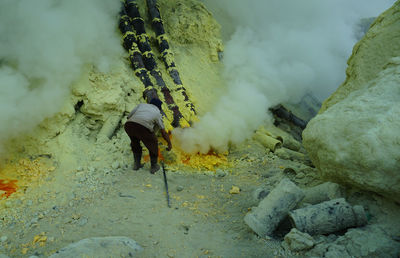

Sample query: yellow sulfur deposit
[122,31,136,41]
[229,186,240,194]
[33,234,47,244]
[175,150,229,171]
[12,158,52,181]
[157,134,230,171]
[178,118,190,129]
[0,158,54,198]
[19,232,48,254]
[180,152,228,171]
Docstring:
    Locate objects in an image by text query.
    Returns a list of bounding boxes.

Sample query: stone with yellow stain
[72,214,81,220]
[229,186,240,194]
[33,233,47,245]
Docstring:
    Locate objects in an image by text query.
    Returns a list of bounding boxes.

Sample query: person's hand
[166,143,172,151]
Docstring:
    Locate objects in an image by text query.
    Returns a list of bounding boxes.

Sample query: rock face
[320,1,400,113]
[334,226,400,257]
[306,225,400,257]
[162,0,223,62]
[303,1,400,201]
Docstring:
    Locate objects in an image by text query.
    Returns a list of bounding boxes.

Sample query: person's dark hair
[150,98,163,111]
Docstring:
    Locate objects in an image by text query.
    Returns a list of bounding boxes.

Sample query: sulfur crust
[138,34,149,43]
[170,89,196,122]
[128,45,141,55]
[162,51,175,67]
[131,17,144,22]
[142,51,154,58]
[157,34,169,43]
[122,31,136,40]
[152,17,162,23]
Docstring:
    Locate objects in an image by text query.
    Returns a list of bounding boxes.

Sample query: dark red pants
[124,122,158,158]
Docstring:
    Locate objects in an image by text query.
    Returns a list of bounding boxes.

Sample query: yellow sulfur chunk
[229,186,240,194]
[33,235,41,243]
[179,118,190,128]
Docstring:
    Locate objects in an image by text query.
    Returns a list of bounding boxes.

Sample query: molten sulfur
[0,179,18,198]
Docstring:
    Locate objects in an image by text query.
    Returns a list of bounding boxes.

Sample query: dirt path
[0,146,296,257]
[2,136,398,257]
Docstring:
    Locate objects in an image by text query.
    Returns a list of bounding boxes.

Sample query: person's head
[150,98,163,111]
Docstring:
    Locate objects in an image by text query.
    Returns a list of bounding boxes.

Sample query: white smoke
[0,0,122,147]
[174,0,395,153]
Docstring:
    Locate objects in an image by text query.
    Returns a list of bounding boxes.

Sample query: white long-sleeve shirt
[127,103,164,132]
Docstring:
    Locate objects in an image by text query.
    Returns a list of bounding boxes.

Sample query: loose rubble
[283,228,314,252]
[49,237,142,257]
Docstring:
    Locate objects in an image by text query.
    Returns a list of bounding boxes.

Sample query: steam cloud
[0,0,122,149]
[174,0,395,153]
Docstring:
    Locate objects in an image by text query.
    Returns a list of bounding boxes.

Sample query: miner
[124,98,172,174]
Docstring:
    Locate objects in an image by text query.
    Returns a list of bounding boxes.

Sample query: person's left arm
[161,129,172,151]
[156,114,172,151]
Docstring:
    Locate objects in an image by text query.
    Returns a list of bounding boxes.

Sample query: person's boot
[133,153,143,170]
[150,154,160,174]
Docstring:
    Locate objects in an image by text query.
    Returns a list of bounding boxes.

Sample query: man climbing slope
[124,98,172,174]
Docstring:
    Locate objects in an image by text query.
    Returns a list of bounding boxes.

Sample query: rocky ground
[0,136,296,257]
[1,124,399,258]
